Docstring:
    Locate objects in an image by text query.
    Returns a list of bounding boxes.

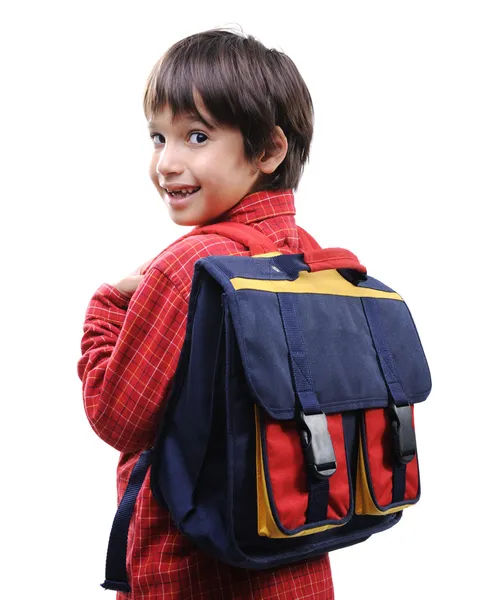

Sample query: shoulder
[148,233,249,295]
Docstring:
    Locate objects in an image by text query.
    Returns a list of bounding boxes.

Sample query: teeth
[167,187,200,196]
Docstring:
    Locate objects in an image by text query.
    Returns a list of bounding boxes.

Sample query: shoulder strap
[173,221,366,273]
[101,450,153,592]
[296,225,321,251]
[184,222,280,256]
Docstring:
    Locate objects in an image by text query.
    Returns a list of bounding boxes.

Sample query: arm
[77,268,187,453]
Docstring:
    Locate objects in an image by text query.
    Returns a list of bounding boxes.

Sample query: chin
[170,217,198,227]
[167,211,202,228]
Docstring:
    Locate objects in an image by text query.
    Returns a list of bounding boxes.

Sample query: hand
[112,258,154,298]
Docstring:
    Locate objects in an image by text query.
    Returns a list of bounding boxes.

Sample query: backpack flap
[197,251,431,540]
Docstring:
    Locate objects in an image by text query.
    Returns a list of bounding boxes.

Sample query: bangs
[143,48,250,130]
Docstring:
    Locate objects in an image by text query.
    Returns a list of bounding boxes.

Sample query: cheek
[230,148,257,179]
[194,155,216,181]
[148,156,159,184]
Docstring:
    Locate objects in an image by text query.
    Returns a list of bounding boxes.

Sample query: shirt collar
[217,189,296,225]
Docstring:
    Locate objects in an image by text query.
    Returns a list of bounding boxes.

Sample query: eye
[149,132,164,145]
[188,131,208,144]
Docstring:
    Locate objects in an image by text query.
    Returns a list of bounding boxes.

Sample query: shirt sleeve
[77,268,187,453]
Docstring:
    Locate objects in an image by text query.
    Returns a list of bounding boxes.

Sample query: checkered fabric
[78,189,334,599]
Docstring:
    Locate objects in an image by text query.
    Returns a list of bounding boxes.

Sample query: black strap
[277,293,336,523]
[392,463,407,503]
[101,450,153,592]
[361,297,415,504]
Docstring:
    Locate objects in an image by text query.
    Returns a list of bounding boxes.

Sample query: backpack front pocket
[255,407,353,538]
[355,406,420,515]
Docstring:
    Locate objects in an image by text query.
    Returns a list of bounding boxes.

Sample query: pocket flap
[197,255,432,420]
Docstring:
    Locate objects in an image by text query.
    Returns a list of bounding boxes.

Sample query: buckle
[389,404,416,465]
[298,412,337,479]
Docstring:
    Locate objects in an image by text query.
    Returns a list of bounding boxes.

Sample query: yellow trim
[253,252,283,258]
[355,433,412,515]
[254,406,344,538]
[232,270,403,300]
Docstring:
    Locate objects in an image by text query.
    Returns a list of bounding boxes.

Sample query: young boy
[78,28,334,599]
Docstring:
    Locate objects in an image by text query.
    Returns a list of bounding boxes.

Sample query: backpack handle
[297,226,367,273]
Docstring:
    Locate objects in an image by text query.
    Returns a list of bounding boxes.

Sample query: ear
[255,126,288,175]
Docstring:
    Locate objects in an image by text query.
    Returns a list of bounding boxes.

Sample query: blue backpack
[101,223,431,593]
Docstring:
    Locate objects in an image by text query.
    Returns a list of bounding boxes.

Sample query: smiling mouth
[166,187,201,198]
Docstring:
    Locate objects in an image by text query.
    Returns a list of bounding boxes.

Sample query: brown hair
[143,28,314,192]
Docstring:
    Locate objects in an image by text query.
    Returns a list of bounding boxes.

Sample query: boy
[78,28,334,599]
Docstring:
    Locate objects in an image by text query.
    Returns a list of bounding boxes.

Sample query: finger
[126,274,144,290]
[113,274,144,297]
[140,258,155,274]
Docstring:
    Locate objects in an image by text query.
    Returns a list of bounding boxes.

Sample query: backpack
[101,222,431,593]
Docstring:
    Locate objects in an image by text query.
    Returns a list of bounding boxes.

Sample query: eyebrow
[147,111,216,131]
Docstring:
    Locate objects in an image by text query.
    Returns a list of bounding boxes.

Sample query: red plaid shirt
[78,189,334,600]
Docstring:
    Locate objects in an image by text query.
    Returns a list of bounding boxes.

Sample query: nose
[155,142,184,179]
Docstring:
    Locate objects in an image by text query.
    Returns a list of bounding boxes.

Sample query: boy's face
[148,98,260,226]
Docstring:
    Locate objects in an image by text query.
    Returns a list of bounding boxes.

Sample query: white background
[2,1,496,599]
